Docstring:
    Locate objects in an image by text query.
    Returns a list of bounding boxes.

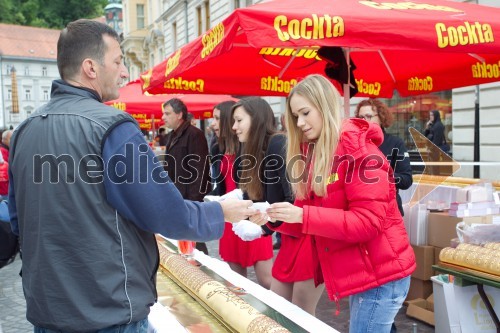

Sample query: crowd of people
[3,19,422,333]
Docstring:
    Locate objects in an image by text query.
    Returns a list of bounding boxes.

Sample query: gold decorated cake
[156,238,290,333]
[439,242,500,277]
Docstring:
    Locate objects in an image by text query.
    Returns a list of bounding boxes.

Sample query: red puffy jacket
[277,119,415,304]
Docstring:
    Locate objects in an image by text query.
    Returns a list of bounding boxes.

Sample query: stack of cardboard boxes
[404,184,500,328]
[405,212,462,326]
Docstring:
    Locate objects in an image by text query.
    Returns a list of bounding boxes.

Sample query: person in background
[154,127,167,147]
[424,109,449,174]
[0,130,12,163]
[0,130,11,198]
[163,98,212,255]
[8,19,254,333]
[267,75,416,332]
[209,101,236,197]
[0,153,8,198]
[187,112,197,126]
[273,113,288,250]
[355,99,413,217]
[211,100,276,286]
[231,97,293,289]
[424,110,446,149]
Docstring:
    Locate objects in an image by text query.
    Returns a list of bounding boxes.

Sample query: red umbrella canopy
[106,80,237,130]
[141,0,500,98]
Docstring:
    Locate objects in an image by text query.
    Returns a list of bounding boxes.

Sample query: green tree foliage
[0,0,108,29]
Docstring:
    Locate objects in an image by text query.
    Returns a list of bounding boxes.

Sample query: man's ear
[82,59,97,79]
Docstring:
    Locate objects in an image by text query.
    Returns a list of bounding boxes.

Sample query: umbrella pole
[343,48,351,119]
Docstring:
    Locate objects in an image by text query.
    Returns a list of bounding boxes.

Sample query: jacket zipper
[333,293,341,316]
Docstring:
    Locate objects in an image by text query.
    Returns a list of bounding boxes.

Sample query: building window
[195,2,211,35]
[42,66,47,76]
[25,106,34,115]
[197,6,202,35]
[137,4,145,29]
[43,89,49,100]
[205,1,210,31]
[7,89,12,100]
[25,66,30,76]
[234,0,252,8]
[25,89,31,100]
[172,22,177,51]
[6,65,12,75]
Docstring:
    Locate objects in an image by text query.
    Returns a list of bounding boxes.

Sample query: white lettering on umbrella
[436,21,494,48]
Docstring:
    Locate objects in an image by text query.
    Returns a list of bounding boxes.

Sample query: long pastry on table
[439,242,500,277]
[157,241,290,333]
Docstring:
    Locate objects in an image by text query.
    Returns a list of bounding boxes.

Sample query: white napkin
[232,220,262,241]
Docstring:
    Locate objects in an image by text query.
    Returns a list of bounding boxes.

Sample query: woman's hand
[248,211,269,226]
[267,202,303,224]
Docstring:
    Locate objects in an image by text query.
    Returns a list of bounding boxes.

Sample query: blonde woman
[267,75,415,332]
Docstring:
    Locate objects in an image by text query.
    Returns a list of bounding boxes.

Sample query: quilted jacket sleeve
[302,149,393,244]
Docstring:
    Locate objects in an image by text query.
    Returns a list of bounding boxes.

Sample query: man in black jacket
[163,98,212,254]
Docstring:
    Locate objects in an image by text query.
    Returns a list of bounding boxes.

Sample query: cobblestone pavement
[0,241,435,333]
[0,255,32,333]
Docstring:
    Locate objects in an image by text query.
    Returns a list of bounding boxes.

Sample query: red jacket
[277,119,415,303]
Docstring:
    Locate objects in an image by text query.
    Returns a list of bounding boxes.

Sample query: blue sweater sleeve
[102,122,224,241]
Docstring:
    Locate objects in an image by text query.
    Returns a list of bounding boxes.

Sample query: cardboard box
[411,245,435,280]
[427,212,462,248]
[433,247,444,276]
[406,295,435,326]
[462,214,496,225]
[406,277,433,301]
[427,293,434,312]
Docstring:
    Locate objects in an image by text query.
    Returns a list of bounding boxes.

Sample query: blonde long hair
[285,75,343,199]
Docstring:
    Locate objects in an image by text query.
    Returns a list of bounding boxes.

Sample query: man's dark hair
[57,19,120,80]
[163,98,188,121]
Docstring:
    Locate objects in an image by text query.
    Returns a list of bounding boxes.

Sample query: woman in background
[231,97,292,289]
[210,100,274,288]
[355,99,413,217]
[267,75,415,332]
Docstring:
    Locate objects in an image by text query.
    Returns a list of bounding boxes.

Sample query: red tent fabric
[141,0,500,98]
[105,80,237,130]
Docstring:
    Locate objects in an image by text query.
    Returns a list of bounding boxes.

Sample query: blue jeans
[34,318,148,333]
[349,276,410,333]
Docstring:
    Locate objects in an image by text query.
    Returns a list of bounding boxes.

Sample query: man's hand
[267,202,303,223]
[248,211,269,226]
[219,199,256,223]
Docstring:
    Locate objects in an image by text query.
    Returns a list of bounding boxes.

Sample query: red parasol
[141,0,500,101]
[106,80,237,130]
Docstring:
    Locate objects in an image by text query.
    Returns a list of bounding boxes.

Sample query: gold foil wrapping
[439,243,500,276]
[484,242,500,250]
[157,241,290,333]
